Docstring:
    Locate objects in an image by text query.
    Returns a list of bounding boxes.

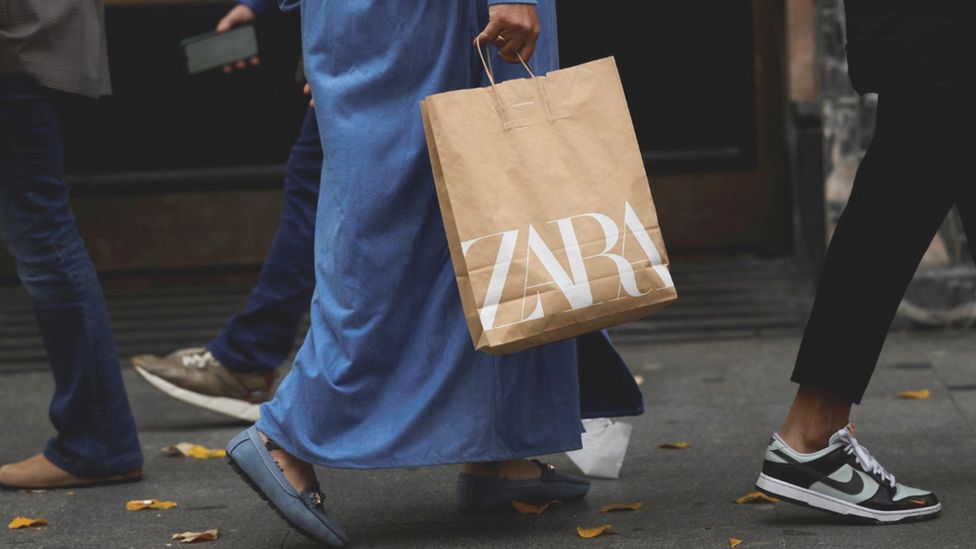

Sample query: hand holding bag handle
[474,35,536,87]
[473,37,555,131]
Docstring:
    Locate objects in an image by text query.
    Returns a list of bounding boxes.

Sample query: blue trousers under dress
[207,108,321,373]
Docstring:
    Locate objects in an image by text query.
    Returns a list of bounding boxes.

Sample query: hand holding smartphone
[181,24,259,75]
[215,4,261,73]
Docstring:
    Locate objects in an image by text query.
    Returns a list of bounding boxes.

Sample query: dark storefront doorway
[558,0,789,252]
[0,0,791,281]
[0,0,809,366]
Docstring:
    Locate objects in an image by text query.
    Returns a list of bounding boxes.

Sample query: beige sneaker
[131,348,276,422]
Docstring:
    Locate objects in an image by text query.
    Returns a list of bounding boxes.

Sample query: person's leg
[755,91,958,523]
[780,92,957,453]
[0,75,142,479]
[130,109,321,421]
[208,108,321,373]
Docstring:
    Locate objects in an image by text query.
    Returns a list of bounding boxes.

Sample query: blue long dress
[257,0,642,469]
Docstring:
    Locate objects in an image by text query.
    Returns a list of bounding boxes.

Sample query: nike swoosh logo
[816,468,880,502]
[819,467,864,495]
[910,498,928,506]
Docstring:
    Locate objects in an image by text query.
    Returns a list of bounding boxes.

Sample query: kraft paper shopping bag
[421,51,676,353]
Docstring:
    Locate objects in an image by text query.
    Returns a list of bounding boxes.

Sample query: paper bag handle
[474,36,536,87]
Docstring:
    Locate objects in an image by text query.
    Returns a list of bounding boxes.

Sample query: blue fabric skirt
[257,0,641,469]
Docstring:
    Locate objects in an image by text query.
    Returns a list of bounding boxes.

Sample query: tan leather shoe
[0,454,142,490]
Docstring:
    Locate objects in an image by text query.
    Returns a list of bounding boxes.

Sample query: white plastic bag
[565,418,633,479]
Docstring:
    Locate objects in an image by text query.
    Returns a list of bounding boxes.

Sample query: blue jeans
[206,108,321,373]
[0,74,143,476]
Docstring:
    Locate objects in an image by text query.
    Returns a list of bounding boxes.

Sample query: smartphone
[181,25,259,75]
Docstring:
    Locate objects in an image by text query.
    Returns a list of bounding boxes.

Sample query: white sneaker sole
[756,473,941,524]
[134,365,261,423]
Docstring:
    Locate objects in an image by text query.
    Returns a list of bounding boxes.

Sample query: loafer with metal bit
[456,460,590,513]
[227,426,348,547]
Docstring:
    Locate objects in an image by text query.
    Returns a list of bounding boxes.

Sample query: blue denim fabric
[206,109,321,373]
[238,0,276,16]
[256,0,636,470]
[0,73,143,476]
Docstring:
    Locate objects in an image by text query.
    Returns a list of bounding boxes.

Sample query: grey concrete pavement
[3,331,976,548]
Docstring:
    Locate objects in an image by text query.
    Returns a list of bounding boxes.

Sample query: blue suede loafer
[227,426,348,547]
[456,460,590,513]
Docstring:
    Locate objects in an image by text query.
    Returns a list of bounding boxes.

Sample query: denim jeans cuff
[44,439,143,478]
[206,342,278,374]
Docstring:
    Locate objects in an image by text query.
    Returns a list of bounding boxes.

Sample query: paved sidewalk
[3,331,976,548]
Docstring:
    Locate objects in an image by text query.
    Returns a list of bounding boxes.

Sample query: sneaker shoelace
[180,350,218,369]
[837,430,896,488]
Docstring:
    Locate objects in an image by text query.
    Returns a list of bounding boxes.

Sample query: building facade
[2,0,971,329]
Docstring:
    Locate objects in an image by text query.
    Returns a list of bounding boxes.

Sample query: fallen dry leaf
[126,499,178,511]
[730,537,743,548]
[657,442,691,450]
[633,374,645,386]
[734,491,779,505]
[172,529,219,543]
[897,389,930,400]
[8,516,47,530]
[599,501,643,512]
[512,500,560,514]
[162,443,226,460]
[577,525,614,539]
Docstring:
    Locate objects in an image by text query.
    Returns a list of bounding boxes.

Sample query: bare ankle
[779,385,853,453]
[257,430,317,492]
[462,462,498,477]
[780,428,832,454]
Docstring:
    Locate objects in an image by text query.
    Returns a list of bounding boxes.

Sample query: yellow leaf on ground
[512,500,560,514]
[599,501,644,512]
[897,389,930,400]
[162,443,226,460]
[657,442,691,450]
[730,537,743,548]
[184,446,226,459]
[577,525,614,539]
[126,499,178,511]
[8,516,47,529]
[172,529,219,543]
[633,374,645,386]
[734,491,779,504]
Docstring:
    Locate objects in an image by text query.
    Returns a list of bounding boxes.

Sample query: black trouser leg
[791,94,960,404]
[955,166,976,266]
